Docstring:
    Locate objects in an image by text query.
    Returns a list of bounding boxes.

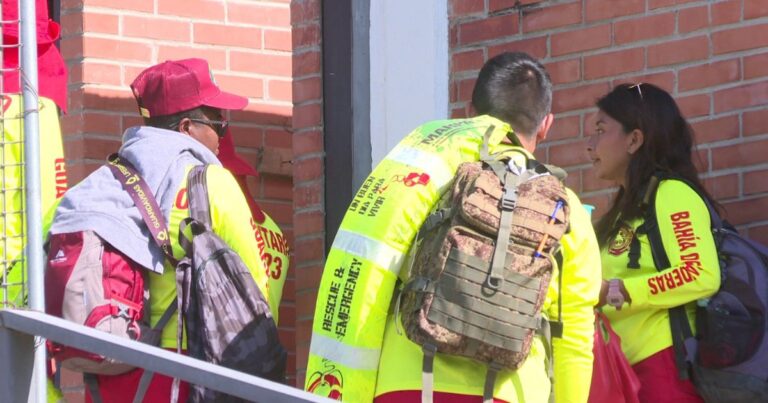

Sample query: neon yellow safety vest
[305,115,602,402]
[149,164,272,349]
[0,95,67,306]
[251,211,290,324]
[601,179,720,365]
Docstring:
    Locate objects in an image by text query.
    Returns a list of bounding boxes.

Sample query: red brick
[293,50,321,77]
[691,115,740,144]
[293,130,322,157]
[712,0,741,26]
[63,390,85,403]
[295,181,323,212]
[84,0,152,12]
[679,60,740,92]
[215,75,264,100]
[489,0,518,13]
[744,109,768,137]
[293,103,322,130]
[648,36,709,67]
[586,0,644,22]
[744,52,768,79]
[259,200,294,224]
[617,71,675,93]
[457,13,519,45]
[80,62,122,86]
[548,114,581,142]
[679,6,709,34]
[228,2,290,27]
[551,24,611,57]
[295,263,325,294]
[584,48,644,80]
[713,24,768,55]
[293,156,324,183]
[67,11,118,36]
[295,210,325,237]
[66,162,102,185]
[702,173,740,200]
[745,169,768,195]
[714,81,768,113]
[268,79,293,102]
[156,46,228,70]
[745,1,768,20]
[722,196,768,225]
[548,140,591,168]
[694,148,709,173]
[552,82,611,114]
[712,138,768,171]
[293,232,324,264]
[451,0,485,16]
[263,175,294,200]
[293,23,321,49]
[80,37,152,62]
[296,290,319,327]
[747,225,768,246]
[231,52,291,76]
[122,16,190,42]
[66,136,121,160]
[615,13,676,45]
[234,105,292,127]
[60,12,83,37]
[59,368,83,388]
[522,1,582,33]
[194,23,262,49]
[265,29,292,52]
[488,36,548,60]
[456,77,476,104]
[451,105,470,119]
[452,49,484,73]
[291,0,321,25]
[677,94,711,119]
[294,77,322,103]
[546,58,581,85]
[649,0,700,9]
[582,165,619,192]
[158,0,225,20]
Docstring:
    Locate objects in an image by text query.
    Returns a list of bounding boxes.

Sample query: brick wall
[56,0,314,399]
[449,0,768,243]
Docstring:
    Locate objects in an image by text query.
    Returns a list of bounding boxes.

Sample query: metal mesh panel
[1,0,28,309]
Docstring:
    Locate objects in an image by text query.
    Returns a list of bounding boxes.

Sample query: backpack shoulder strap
[185,165,212,228]
[106,153,177,266]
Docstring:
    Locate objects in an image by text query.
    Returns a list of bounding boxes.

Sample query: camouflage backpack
[173,165,287,402]
[398,128,569,403]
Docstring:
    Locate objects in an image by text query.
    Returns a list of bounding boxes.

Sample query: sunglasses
[189,118,229,138]
[628,83,643,100]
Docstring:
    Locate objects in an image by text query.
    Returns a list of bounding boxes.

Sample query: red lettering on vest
[54,158,67,198]
[2,95,11,113]
[175,188,188,209]
[671,211,697,252]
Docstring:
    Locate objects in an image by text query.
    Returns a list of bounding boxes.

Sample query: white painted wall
[369,0,449,167]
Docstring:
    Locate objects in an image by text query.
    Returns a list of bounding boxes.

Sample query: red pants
[632,347,703,403]
[85,351,189,403]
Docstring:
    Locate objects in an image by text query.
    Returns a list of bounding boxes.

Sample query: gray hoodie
[50,126,221,273]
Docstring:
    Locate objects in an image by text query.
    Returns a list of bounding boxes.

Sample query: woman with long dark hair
[586,83,720,402]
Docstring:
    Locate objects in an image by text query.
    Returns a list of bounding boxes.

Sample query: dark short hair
[142,107,207,131]
[471,52,552,136]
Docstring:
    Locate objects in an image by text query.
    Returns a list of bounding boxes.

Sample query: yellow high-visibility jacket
[601,179,720,365]
[306,115,602,402]
[0,95,67,306]
[252,211,290,323]
[150,164,272,349]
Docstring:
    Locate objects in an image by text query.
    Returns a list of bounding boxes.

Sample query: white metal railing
[0,309,331,403]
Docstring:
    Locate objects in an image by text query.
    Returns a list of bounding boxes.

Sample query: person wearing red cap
[48,58,273,403]
[218,131,291,322]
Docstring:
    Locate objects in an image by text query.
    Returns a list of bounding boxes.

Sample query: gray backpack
[637,173,768,403]
[174,165,287,402]
[398,129,569,403]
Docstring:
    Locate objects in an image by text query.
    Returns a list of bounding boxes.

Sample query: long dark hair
[594,83,716,247]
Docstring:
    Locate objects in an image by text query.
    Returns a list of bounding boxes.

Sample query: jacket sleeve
[205,165,273,316]
[622,180,720,309]
[548,189,602,403]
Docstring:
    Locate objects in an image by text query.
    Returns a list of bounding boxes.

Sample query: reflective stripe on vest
[310,333,380,371]
[332,229,404,276]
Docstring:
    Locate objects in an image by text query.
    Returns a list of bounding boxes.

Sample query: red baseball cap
[130,58,248,118]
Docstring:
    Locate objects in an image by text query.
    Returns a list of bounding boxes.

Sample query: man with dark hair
[48,58,273,403]
[306,51,600,402]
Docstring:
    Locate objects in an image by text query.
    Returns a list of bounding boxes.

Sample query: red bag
[588,312,641,403]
